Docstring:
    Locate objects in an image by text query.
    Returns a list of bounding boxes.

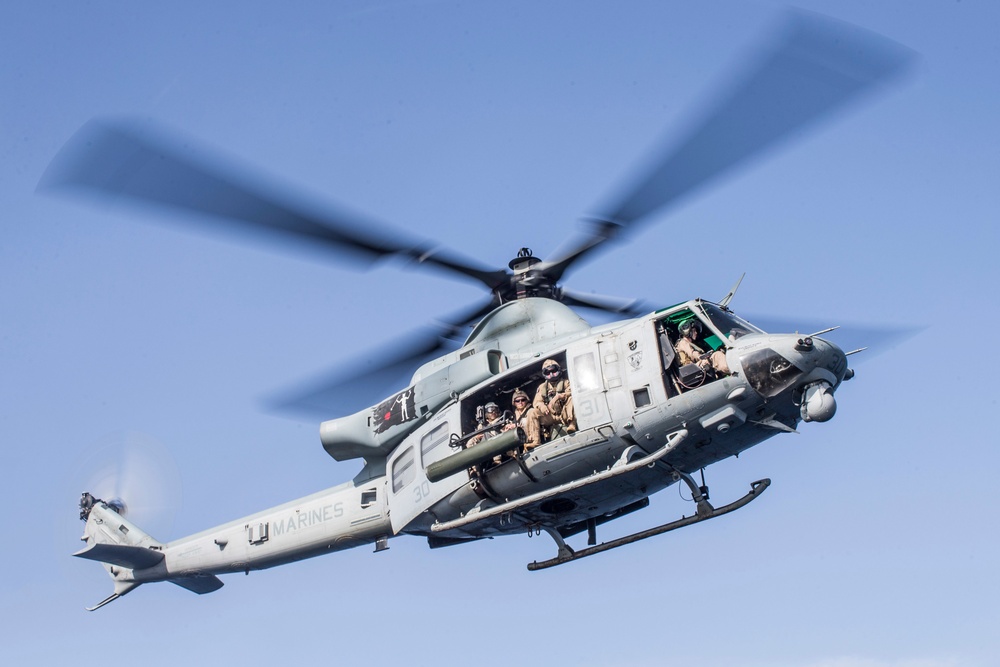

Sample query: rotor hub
[508,248,541,272]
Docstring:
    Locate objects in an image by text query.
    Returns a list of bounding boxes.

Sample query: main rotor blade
[746,315,923,362]
[39,118,507,289]
[268,326,455,419]
[555,12,915,277]
[269,298,496,419]
[537,219,621,285]
[558,287,647,318]
[440,297,503,340]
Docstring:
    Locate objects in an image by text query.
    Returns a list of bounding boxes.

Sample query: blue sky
[2,1,998,666]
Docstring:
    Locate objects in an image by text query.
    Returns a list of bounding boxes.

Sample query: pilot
[507,389,542,452]
[676,319,730,376]
[533,359,576,435]
[468,402,504,446]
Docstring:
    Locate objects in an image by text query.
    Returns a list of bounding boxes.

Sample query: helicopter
[44,11,914,610]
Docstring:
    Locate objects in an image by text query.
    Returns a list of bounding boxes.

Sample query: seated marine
[533,359,576,435]
[675,319,730,376]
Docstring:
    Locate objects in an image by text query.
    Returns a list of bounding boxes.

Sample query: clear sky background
[3,1,998,666]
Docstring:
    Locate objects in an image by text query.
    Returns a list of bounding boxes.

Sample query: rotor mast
[505,247,556,303]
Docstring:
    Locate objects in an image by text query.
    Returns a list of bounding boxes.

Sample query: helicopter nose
[794,336,848,383]
[733,333,848,422]
[787,336,847,422]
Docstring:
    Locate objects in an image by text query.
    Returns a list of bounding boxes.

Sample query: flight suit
[533,378,576,432]
[676,336,730,375]
[511,404,542,451]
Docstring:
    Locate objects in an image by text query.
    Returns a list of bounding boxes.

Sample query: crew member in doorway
[533,359,576,435]
[508,389,542,452]
[468,402,505,446]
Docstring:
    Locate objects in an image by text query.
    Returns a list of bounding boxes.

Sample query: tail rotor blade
[77,430,181,538]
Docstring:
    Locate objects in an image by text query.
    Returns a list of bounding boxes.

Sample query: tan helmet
[512,390,530,408]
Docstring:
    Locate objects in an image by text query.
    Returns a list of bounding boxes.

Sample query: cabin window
[391,447,416,493]
[572,352,601,392]
[421,423,449,458]
[361,489,378,508]
[633,387,651,408]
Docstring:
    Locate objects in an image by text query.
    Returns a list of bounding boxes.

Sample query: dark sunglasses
[514,398,528,404]
[543,368,560,377]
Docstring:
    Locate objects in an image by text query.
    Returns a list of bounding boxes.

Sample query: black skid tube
[527,478,771,571]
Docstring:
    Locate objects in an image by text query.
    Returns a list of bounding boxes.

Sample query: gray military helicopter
[45,12,914,610]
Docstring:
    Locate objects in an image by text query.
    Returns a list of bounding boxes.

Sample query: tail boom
[75,477,392,609]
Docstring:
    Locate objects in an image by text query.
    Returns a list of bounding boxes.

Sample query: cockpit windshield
[699,303,763,343]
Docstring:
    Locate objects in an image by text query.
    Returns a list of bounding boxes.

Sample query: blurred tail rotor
[75,430,182,540]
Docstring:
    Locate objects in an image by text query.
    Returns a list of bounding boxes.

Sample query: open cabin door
[386,406,466,534]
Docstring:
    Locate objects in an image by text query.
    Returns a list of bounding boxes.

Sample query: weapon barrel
[425,430,520,483]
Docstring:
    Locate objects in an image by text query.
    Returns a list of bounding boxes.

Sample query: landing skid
[527,478,771,571]
[85,593,122,612]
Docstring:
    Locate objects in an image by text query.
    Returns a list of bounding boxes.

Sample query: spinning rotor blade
[548,11,916,279]
[747,315,923,362]
[557,287,647,317]
[433,297,501,339]
[268,327,454,418]
[537,219,619,285]
[39,119,507,290]
[599,12,915,226]
[270,298,496,418]
[76,431,182,538]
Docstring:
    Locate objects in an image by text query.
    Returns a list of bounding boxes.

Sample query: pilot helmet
[484,402,500,416]
[679,319,702,337]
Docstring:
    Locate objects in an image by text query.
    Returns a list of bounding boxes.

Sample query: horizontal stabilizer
[73,542,164,569]
[171,575,224,595]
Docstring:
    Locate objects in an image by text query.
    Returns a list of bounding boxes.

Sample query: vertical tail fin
[74,492,224,609]
[74,492,164,610]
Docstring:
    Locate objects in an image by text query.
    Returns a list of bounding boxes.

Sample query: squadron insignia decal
[628,351,643,370]
[373,388,416,433]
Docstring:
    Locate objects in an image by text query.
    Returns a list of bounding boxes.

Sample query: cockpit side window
[657,306,734,394]
[699,303,762,343]
[660,309,723,352]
